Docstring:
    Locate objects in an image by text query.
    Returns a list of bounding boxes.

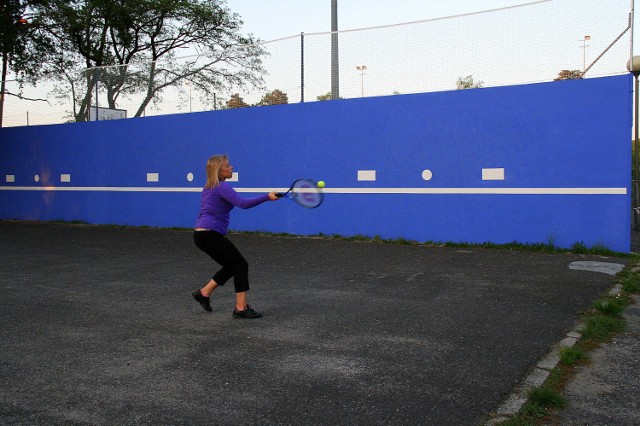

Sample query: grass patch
[496,418,532,426]
[578,294,629,342]
[581,313,626,341]
[51,219,90,225]
[558,346,588,366]
[493,261,640,425]
[11,220,639,258]
[592,296,629,317]
[499,378,567,425]
[617,269,640,292]
[570,240,589,254]
[523,386,566,415]
[430,239,629,257]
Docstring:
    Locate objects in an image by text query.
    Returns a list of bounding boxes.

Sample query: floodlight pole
[331,0,339,100]
[356,65,367,97]
[580,36,590,73]
[628,56,640,231]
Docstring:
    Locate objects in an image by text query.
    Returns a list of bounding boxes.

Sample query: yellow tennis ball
[317,180,325,188]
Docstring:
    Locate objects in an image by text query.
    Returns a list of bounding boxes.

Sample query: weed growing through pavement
[591,296,629,318]
[558,346,587,366]
[617,268,640,292]
[495,260,640,425]
[524,386,567,416]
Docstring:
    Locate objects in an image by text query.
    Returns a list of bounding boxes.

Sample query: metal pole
[94,67,99,121]
[631,0,635,62]
[357,65,367,97]
[581,36,590,73]
[331,0,339,100]
[301,32,305,103]
[635,74,639,231]
[585,26,630,75]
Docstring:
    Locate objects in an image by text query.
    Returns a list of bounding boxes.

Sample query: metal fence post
[301,32,304,103]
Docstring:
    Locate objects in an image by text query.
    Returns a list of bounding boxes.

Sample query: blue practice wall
[0,75,633,251]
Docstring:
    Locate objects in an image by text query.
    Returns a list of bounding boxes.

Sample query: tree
[225,93,247,109]
[554,70,584,81]
[456,75,484,90]
[0,0,52,127]
[316,91,342,101]
[258,89,288,106]
[31,0,266,122]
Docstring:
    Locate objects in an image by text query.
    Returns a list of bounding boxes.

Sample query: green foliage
[1,0,54,77]
[570,240,588,253]
[316,91,342,101]
[617,269,640,292]
[257,89,289,106]
[559,346,587,366]
[530,386,566,408]
[581,313,625,341]
[18,0,267,121]
[456,75,484,89]
[495,418,531,426]
[519,386,566,419]
[342,234,371,242]
[494,262,640,425]
[225,93,248,109]
[554,69,584,80]
[1,0,55,126]
[592,296,629,318]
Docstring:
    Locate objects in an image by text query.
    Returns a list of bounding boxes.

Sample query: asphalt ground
[0,221,627,425]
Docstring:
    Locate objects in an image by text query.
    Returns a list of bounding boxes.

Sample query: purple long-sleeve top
[195,181,270,235]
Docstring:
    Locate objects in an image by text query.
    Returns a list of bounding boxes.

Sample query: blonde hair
[204,155,228,189]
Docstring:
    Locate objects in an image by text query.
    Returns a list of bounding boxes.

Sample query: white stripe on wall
[0,186,627,195]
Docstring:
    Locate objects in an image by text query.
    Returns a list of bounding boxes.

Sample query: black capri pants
[193,230,250,293]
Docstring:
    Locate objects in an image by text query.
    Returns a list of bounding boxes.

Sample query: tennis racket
[276,178,324,208]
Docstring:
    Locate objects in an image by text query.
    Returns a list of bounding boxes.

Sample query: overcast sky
[228,0,637,54]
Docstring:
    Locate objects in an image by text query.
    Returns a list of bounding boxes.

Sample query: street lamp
[356,65,367,97]
[627,55,640,231]
[580,35,591,73]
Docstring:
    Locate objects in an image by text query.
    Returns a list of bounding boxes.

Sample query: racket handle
[275,193,285,198]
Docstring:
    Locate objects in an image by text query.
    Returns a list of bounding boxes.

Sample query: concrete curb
[486,282,625,425]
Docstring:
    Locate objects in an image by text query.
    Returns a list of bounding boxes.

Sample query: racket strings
[291,180,323,208]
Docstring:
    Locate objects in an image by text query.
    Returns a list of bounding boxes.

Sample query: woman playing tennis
[192,155,279,318]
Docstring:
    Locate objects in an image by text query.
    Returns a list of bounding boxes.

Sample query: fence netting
[1,0,633,127]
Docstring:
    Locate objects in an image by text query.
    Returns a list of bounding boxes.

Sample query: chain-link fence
[1,0,633,127]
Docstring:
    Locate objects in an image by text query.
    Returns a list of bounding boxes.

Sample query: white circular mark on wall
[34,174,40,182]
[421,169,433,181]
[187,172,194,182]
